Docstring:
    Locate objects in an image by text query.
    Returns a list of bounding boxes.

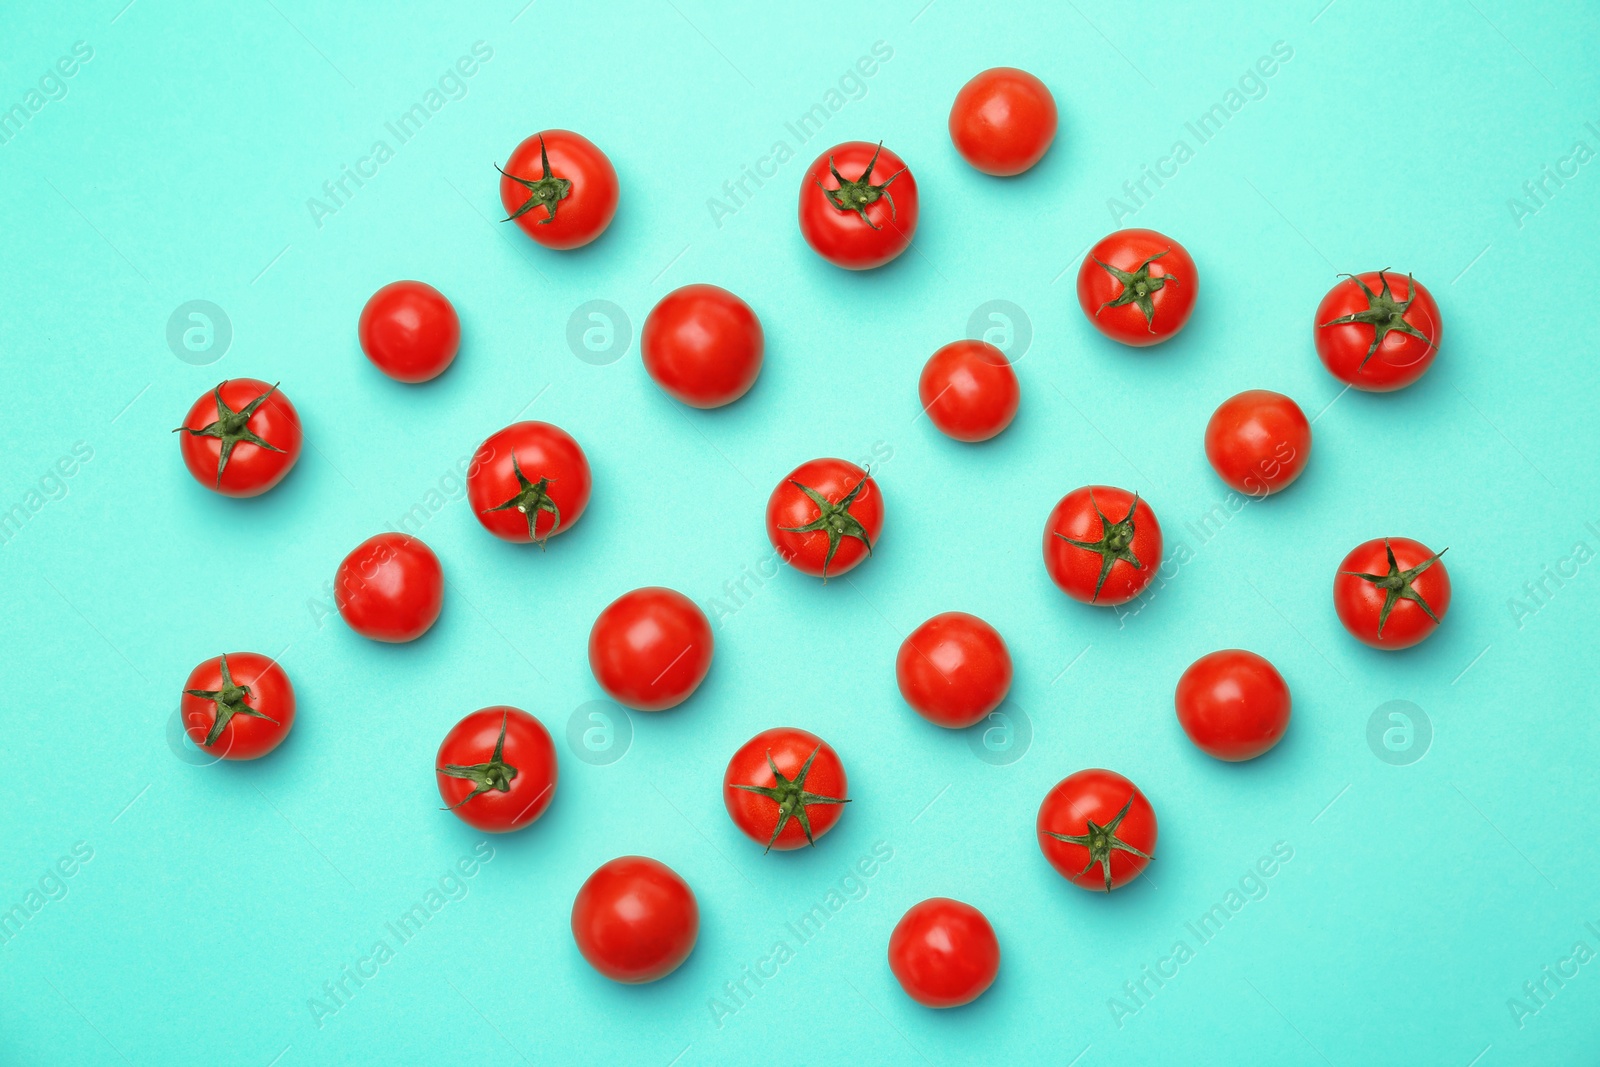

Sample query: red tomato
[334,533,444,643]
[497,130,618,250]
[641,284,763,408]
[357,280,460,383]
[174,378,302,497]
[918,340,1020,442]
[1076,228,1198,346]
[588,587,713,712]
[798,141,919,270]
[1334,537,1450,649]
[766,458,884,580]
[435,706,557,833]
[180,652,295,760]
[466,421,592,545]
[571,856,698,983]
[1174,650,1291,761]
[723,727,849,851]
[896,612,1012,729]
[1036,769,1157,892]
[948,67,1057,176]
[888,898,1000,1009]
[1204,390,1311,496]
[1314,271,1441,391]
[1042,486,1162,606]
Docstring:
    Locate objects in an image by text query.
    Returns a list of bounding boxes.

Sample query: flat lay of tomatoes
[1077,228,1198,346]
[588,587,713,712]
[175,378,302,497]
[571,856,698,984]
[896,612,1013,729]
[1037,769,1156,892]
[334,533,444,643]
[357,280,460,383]
[798,140,919,270]
[948,66,1057,176]
[466,421,592,545]
[1204,389,1312,496]
[180,652,296,760]
[1043,485,1162,606]
[888,897,1001,1009]
[435,706,557,833]
[766,458,883,580]
[1175,649,1291,761]
[918,339,1020,442]
[640,283,764,408]
[1314,270,1440,391]
[497,130,618,250]
[1334,536,1451,649]
[723,727,849,851]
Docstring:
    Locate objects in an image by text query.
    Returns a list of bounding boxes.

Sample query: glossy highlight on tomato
[466,421,592,545]
[948,66,1057,176]
[1043,485,1162,606]
[335,533,444,643]
[1036,768,1157,891]
[798,141,919,270]
[1077,228,1198,346]
[1314,270,1440,391]
[896,612,1012,729]
[180,652,296,760]
[918,340,1020,442]
[175,378,302,497]
[588,587,713,712]
[1175,649,1291,761]
[435,706,557,833]
[641,284,764,408]
[1204,390,1311,496]
[497,130,619,250]
[723,727,849,851]
[1334,536,1451,649]
[766,458,884,580]
[571,856,698,983]
[888,898,1000,1008]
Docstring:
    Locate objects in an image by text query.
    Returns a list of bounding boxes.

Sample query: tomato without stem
[335,533,444,643]
[918,340,1019,442]
[588,587,713,712]
[436,706,557,833]
[798,141,919,270]
[1175,650,1291,761]
[1077,228,1198,346]
[641,284,764,408]
[1314,271,1440,391]
[948,67,1057,176]
[1204,390,1311,496]
[572,856,698,983]
[497,130,618,250]
[1037,769,1157,891]
[466,421,592,545]
[723,727,849,851]
[888,898,1000,1008]
[1043,486,1162,606]
[180,652,296,760]
[896,612,1013,729]
[358,281,460,383]
[175,378,302,497]
[766,458,884,580]
[1334,537,1450,649]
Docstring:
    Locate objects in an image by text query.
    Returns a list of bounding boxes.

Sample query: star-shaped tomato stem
[730,744,850,852]
[1042,796,1153,891]
[497,135,572,224]
[1343,537,1448,637]
[172,381,285,488]
[1055,491,1143,602]
[817,142,906,230]
[1094,251,1175,331]
[779,471,874,582]
[1318,269,1436,368]
[183,654,279,748]
[486,454,562,547]
[437,711,519,810]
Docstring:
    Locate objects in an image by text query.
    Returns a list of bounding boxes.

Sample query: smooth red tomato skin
[177,378,302,498]
[435,706,557,833]
[1204,390,1311,495]
[1314,272,1441,391]
[641,284,763,408]
[357,281,460,383]
[1175,650,1291,761]
[1334,537,1451,649]
[498,130,618,250]
[1036,769,1157,891]
[798,141,919,270]
[723,727,849,850]
[948,67,1057,176]
[1076,229,1198,346]
[765,458,885,579]
[571,856,698,983]
[334,533,444,643]
[918,340,1020,442]
[888,898,1000,1009]
[896,613,1013,729]
[588,588,713,712]
[466,421,592,544]
[1042,486,1163,606]
[180,653,296,760]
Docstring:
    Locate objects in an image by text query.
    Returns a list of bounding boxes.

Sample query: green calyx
[487,453,561,548]
[1094,251,1175,331]
[731,744,850,852]
[1055,490,1143,602]
[183,654,278,748]
[172,381,285,487]
[1319,269,1436,368]
[779,471,874,582]
[1343,537,1448,637]
[497,135,572,225]
[817,142,906,230]
[1042,796,1152,891]
[437,711,519,809]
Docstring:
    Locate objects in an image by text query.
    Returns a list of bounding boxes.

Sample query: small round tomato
[1175,650,1291,761]
[357,280,460,383]
[723,727,849,851]
[1036,769,1156,892]
[1043,486,1162,606]
[888,898,1000,1009]
[466,421,592,545]
[1077,228,1198,346]
[175,378,302,497]
[497,130,618,250]
[641,284,763,408]
[896,612,1012,729]
[571,856,698,983]
[798,141,919,270]
[588,587,713,712]
[918,340,1019,442]
[1314,270,1440,391]
[436,706,557,833]
[948,67,1057,176]
[335,533,444,643]
[1204,390,1311,496]
[766,458,884,581]
[180,652,295,760]
[1334,537,1450,649]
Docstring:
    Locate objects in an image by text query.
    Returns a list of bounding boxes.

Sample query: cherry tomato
[896,612,1012,729]
[723,727,849,851]
[1042,485,1162,606]
[180,652,295,760]
[174,378,302,497]
[1036,768,1156,892]
[1174,650,1291,761]
[588,587,713,712]
[1076,228,1198,346]
[357,280,460,383]
[571,856,698,983]
[435,706,557,833]
[798,141,919,270]
[497,130,618,250]
[918,340,1019,442]
[1314,270,1441,391]
[334,533,444,643]
[466,421,592,545]
[1204,390,1311,496]
[947,67,1057,176]
[888,898,1000,1009]
[640,284,764,409]
[766,458,884,581]
[1334,537,1450,649]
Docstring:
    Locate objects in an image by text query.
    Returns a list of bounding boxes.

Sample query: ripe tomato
[640,284,764,408]
[1204,389,1311,496]
[948,67,1057,176]
[896,612,1012,729]
[1174,650,1291,761]
[334,533,444,643]
[766,458,884,581]
[1036,768,1157,892]
[798,141,918,270]
[588,587,713,712]
[435,706,557,833]
[466,421,592,546]
[1076,228,1198,346]
[571,856,698,983]
[918,340,1019,442]
[724,728,849,851]
[887,898,1000,1009]
[497,130,618,250]
[357,280,460,383]
[1333,537,1451,649]
[180,652,295,760]
[1314,271,1440,391]
[1042,485,1162,606]
[174,378,302,497]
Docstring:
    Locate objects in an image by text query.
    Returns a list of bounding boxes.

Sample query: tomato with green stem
[1314,270,1440,391]
[1043,485,1162,606]
[723,727,849,851]
[466,421,592,545]
[798,141,918,270]
[435,706,557,833]
[1334,537,1450,649]
[180,652,296,760]
[1076,228,1198,346]
[175,379,302,497]
[497,130,618,250]
[766,458,883,580]
[1036,768,1157,891]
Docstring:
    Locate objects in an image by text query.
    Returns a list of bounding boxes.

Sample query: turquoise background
[2,0,1597,1063]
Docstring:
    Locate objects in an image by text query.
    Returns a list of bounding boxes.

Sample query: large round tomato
[1036,769,1157,892]
[435,706,557,833]
[1043,485,1162,606]
[1334,537,1450,649]
[888,898,1000,1009]
[571,856,698,984]
[641,284,763,408]
[798,141,918,270]
[175,378,302,497]
[1174,650,1291,761]
[1204,390,1311,496]
[918,340,1019,442]
[588,587,713,712]
[1076,228,1198,346]
[497,130,618,250]
[766,458,884,580]
[334,533,444,643]
[1314,271,1440,391]
[723,727,849,851]
[466,421,592,545]
[948,67,1057,176]
[180,652,296,760]
[896,612,1012,729]
[357,280,460,383]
